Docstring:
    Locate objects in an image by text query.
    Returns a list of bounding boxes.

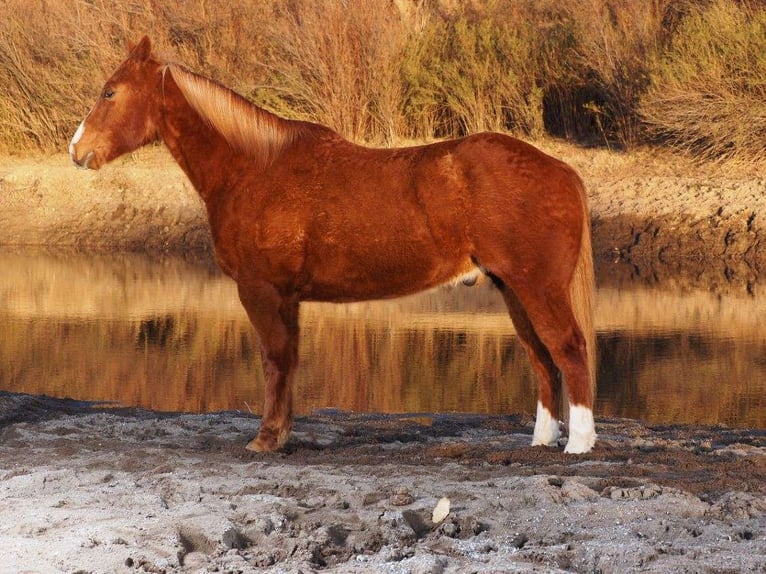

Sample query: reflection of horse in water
[69,36,597,454]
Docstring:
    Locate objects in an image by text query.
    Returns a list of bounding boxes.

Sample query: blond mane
[166,64,298,167]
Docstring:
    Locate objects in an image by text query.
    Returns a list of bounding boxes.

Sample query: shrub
[0,0,763,163]
[557,0,671,149]
[251,0,410,144]
[0,0,273,153]
[640,0,766,160]
[0,2,121,152]
[401,4,545,140]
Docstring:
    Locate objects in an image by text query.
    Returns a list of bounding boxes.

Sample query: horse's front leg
[237,282,300,452]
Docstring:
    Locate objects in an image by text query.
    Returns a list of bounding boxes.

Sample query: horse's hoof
[563,437,595,454]
[245,427,291,452]
[563,405,596,454]
[245,435,278,452]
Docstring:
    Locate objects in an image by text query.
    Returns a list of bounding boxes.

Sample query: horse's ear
[128,36,152,61]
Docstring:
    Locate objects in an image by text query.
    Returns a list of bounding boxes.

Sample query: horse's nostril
[83,151,96,168]
[72,150,95,170]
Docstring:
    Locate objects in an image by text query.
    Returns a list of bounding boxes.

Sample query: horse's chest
[217,215,308,286]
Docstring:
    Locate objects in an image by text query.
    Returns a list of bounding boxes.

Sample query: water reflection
[0,250,763,428]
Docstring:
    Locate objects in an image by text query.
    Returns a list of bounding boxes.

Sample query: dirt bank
[1,393,764,573]
[1,145,764,290]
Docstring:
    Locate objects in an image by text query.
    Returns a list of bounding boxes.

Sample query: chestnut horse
[70,37,597,454]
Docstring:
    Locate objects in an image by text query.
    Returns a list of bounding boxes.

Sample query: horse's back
[422,132,585,222]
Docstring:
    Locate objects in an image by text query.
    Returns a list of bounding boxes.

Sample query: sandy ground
[1,393,764,574]
[0,145,765,573]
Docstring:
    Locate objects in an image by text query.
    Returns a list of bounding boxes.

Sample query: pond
[1,250,764,428]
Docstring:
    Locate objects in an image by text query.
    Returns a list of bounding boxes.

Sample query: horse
[69,36,597,454]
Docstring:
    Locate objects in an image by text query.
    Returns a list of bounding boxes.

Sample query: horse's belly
[302,252,477,302]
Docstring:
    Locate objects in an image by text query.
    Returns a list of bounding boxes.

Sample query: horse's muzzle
[71,150,96,170]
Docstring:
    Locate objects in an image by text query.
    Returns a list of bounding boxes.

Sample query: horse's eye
[103,89,115,100]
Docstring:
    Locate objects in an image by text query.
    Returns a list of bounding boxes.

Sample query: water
[1,250,764,428]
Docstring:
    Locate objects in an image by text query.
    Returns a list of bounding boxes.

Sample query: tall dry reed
[639,0,766,161]
[0,0,763,163]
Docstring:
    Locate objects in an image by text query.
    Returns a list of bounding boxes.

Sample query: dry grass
[0,0,763,163]
[640,0,766,161]
[254,1,410,144]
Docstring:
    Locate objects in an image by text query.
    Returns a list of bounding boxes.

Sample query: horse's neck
[156,77,330,207]
[157,92,243,206]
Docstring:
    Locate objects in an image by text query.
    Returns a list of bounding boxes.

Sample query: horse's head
[69,36,162,169]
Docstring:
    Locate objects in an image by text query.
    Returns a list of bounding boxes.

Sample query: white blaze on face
[532,401,560,447]
[69,120,86,160]
[564,404,597,454]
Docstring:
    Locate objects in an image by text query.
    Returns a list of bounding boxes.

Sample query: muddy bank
[590,175,765,291]
[1,392,764,573]
[0,148,764,290]
[0,153,211,254]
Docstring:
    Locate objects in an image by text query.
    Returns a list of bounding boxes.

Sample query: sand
[1,394,764,573]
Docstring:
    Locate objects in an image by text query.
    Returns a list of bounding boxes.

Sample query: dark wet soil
[4,392,764,501]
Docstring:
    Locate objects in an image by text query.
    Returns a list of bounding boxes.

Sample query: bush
[0,2,120,151]
[0,0,763,162]
[556,0,671,149]
[640,0,766,160]
[0,0,274,153]
[401,4,545,139]
[252,0,410,145]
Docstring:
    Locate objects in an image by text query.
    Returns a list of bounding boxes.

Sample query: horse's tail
[570,178,596,401]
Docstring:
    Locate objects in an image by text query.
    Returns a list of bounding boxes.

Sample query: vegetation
[0,0,764,161]
[640,0,766,160]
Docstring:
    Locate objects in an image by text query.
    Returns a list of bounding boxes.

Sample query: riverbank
[0,143,764,292]
[1,393,764,573]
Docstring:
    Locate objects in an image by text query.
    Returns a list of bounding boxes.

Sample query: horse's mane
[166,64,302,167]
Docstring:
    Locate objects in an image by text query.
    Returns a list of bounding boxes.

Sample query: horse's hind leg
[489,266,594,453]
[500,287,564,446]
[510,285,595,454]
[237,282,300,452]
